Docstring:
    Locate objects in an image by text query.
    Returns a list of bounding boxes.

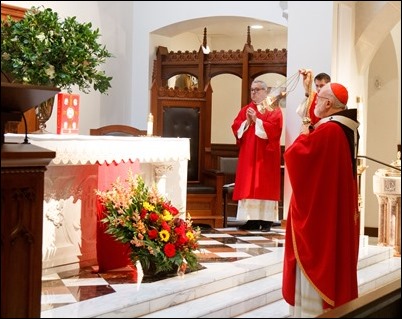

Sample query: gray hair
[251,79,268,90]
[329,89,347,109]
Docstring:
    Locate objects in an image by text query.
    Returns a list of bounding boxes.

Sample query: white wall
[364,34,400,227]
[284,1,335,218]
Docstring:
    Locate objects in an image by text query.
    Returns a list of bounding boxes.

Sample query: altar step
[137,245,400,318]
[236,252,401,318]
[130,247,398,318]
[40,244,400,318]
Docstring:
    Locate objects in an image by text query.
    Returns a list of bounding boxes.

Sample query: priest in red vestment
[231,79,283,231]
[282,82,360,317]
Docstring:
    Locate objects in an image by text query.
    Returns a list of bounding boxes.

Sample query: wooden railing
[316,279,401,318]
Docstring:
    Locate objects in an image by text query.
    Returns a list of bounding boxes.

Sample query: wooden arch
[152,27,287,107]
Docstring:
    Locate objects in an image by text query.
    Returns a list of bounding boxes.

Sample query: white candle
[147,113,154,136]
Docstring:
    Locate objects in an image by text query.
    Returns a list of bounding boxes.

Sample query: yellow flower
[143,202,154,211]
[162,210,173,221]
[186,231,195,241]
[159,229,170,242]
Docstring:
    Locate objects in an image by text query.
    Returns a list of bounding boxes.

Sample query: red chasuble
[231,102,282,201]
[282,120,359,309]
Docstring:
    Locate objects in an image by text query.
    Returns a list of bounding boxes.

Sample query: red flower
[174,217,185,227]
[174,222,186,235]
[169,206,179,216]
[140,208,147,219]
[164,243,176,258]
[161,221,171,231]
[163,202,179,216]
[149,212,159,223]
[176,234,189,246]
[148,229,158,240]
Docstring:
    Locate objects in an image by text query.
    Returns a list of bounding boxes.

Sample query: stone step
[235,255,401,318]
[136,245,399,318]
[40,245,400,318]
[235,299,291,318]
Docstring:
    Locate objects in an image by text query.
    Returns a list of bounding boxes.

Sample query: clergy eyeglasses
[251,88,264,93]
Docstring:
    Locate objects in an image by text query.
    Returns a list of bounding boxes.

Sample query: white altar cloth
[5,134,190,269]
[5,133,190,165]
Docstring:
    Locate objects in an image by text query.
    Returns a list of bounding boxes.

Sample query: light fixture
[202,45,210,54]
[356,96,363,120]
[250,25,263,30]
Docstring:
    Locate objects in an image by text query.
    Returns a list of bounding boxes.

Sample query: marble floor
[41,226,285,314]
[40,225,400,318]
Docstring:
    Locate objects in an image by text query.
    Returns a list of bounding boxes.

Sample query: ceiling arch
[355,1,401,73]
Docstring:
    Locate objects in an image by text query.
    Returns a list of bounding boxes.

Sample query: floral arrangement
[96,173,201,275]
[1,6,112,94]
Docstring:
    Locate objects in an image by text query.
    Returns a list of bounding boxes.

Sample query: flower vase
[139,260,178,278]
[32,96,55,134]
[142,261,158,277]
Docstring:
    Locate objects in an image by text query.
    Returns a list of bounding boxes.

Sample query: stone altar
[5,134,190,269]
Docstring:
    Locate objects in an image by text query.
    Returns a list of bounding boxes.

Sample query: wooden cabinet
[1,145,55,318]
[1,83,58,317]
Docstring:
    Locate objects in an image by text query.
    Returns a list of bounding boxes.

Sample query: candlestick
[147,113,154,136]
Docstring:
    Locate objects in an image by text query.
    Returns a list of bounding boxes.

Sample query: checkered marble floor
[41,226,285,313]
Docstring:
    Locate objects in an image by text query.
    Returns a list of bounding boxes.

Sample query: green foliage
[1,6,113,94]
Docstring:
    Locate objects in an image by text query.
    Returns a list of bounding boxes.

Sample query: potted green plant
[1,6,113,132]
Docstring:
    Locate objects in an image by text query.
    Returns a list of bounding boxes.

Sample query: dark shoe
[239,220,260,230]
[260,221,273,232]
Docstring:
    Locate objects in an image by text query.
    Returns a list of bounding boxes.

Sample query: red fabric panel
[96,160,141,272]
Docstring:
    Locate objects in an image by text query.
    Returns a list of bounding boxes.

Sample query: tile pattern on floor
[41,227,285,312]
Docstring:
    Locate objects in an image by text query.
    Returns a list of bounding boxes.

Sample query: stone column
[376,195,388,246]
[388,196,401,256]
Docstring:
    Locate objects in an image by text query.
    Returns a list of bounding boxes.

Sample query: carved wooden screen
[152,42,287,107]
[150,28,287,176]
